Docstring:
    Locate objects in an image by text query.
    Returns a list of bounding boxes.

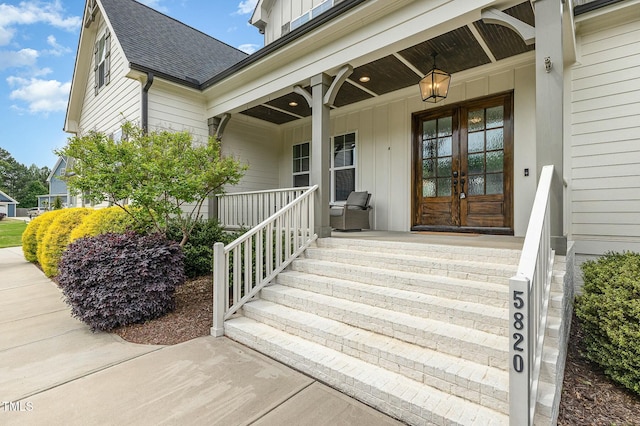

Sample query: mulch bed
[112,276,213,345]
[112,278,640,423]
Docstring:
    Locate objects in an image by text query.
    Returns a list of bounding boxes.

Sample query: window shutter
[104,30,111,86]
[94,42,99,96]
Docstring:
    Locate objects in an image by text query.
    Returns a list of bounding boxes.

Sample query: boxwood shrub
[58,232,185,331]
[39,208,92,277]
[575,251,640,396]
[167,219,240,278]
[69,206,136,242]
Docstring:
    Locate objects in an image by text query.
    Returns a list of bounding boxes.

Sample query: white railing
[216,187,310,229]
[211,185,318,337]
[509,165,555,426]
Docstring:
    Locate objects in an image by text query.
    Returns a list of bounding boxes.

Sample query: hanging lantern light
[419,52,451,103]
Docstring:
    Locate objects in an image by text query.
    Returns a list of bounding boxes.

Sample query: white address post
[509,275,531,426]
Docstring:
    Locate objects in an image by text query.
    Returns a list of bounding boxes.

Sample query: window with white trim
[94,30,111,95]
[292,142,310,187]
[331,132,356,202]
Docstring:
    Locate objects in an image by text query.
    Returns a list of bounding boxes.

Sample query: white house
[64,0,640,424]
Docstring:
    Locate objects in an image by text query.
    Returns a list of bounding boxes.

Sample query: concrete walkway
[0,246,402,425]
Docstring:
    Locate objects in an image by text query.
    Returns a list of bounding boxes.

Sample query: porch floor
[329,230,524,251]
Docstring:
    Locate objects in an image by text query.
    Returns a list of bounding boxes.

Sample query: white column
[310,73,332,238]
[535,0,566,254]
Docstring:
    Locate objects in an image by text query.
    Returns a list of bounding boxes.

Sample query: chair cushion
[345,191,369,209]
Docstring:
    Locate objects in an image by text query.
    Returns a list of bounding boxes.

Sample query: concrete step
[241,299,510,414]
[304,247,517,284]
[260,284,509,370]
[225,316,509,426]
[316,237,522,265]
[290,258,510,308]
[276,270,509,336]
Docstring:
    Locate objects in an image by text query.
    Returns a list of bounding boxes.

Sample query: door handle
[453,171,459,178]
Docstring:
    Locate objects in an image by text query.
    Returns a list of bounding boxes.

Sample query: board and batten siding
[570,6,640,255]
[278,59,537,235]
[77,14,140,136]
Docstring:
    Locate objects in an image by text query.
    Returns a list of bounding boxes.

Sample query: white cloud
[0,48,39,70]
[0,0,81,46]
[7,76,70,113]
[44,34,70,56]
[235,0,258,15]
[237,43,259,54]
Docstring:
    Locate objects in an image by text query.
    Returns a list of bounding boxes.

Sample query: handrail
[509,165,555,426]
[211,185,318,337]
[216,186,311,229]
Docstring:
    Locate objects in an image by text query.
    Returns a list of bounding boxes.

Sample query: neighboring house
[64,0,640,424]
[0,190,18,217]
[37,157,71,210]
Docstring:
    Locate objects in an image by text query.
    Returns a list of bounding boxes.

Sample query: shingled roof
[100,0,249,87]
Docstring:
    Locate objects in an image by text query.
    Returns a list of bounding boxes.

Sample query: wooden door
[412,92,513,233]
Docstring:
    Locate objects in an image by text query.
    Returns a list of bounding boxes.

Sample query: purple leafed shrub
[57,232,185,331]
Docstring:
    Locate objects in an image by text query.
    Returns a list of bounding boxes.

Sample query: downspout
[141,72,154,134]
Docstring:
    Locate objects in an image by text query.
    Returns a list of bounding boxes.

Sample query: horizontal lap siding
[571,12,640,253]
[78,16,139,135]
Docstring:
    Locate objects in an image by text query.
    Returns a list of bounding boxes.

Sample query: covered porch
[204,0,572,253]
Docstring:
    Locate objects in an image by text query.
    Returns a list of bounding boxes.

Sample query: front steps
[224,237,569,425]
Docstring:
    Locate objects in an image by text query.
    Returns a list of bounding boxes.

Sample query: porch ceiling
[240,1,535,125]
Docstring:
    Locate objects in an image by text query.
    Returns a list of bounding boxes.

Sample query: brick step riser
[275,273,510,337]
[289,261,510,309]
[225,319,509,425]
[304,249,516,284]
[315,239,522,265]
[260,286,509,370]
[241,302,510,414]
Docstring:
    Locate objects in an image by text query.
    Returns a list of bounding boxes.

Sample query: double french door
[412,92,513,233]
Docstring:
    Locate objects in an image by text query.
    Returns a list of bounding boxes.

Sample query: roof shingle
[100,0,249,86]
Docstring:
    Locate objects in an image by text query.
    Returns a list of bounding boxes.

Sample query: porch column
[535,0,566,254]
[310,73,332,238]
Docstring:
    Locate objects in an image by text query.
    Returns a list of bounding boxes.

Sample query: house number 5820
[512,290,525,373]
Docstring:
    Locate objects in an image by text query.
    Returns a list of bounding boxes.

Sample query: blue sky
[0,0,262,168]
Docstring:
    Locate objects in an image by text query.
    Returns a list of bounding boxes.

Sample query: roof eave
[201,0,369,91]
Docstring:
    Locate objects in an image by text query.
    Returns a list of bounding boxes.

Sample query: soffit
[240,1,535,125]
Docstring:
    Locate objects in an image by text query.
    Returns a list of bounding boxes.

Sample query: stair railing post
[211,242,226,337]
[509,274,531,425]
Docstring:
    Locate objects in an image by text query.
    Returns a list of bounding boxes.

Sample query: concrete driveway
[0,246,402,425]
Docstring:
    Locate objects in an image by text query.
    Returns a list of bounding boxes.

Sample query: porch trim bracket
[324,64,353,107]
[208,113,231,140]
[481,7,535,45]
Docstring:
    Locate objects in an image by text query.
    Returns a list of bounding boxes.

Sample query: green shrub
[33,210,66,265]
[166,219,240,278]
[58,232,185,331]
[40,208,92,277]
[575,251,640,396]
[70,206,136,242]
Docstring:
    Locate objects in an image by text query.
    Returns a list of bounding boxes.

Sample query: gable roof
[0,190,18,204]
[100,0,249,86]
[46,157,68,183]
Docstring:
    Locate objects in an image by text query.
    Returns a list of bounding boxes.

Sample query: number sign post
[509,275,530,425]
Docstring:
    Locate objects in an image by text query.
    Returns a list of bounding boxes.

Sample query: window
[293,142,310,187]
[94,30,111,95]
[291,0,335,31]
[331,132,356,202]
[291,133,357,200]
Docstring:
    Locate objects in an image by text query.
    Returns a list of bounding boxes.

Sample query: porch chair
[330,191,372,231]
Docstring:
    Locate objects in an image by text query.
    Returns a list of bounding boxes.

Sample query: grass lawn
[0,218,27,248]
